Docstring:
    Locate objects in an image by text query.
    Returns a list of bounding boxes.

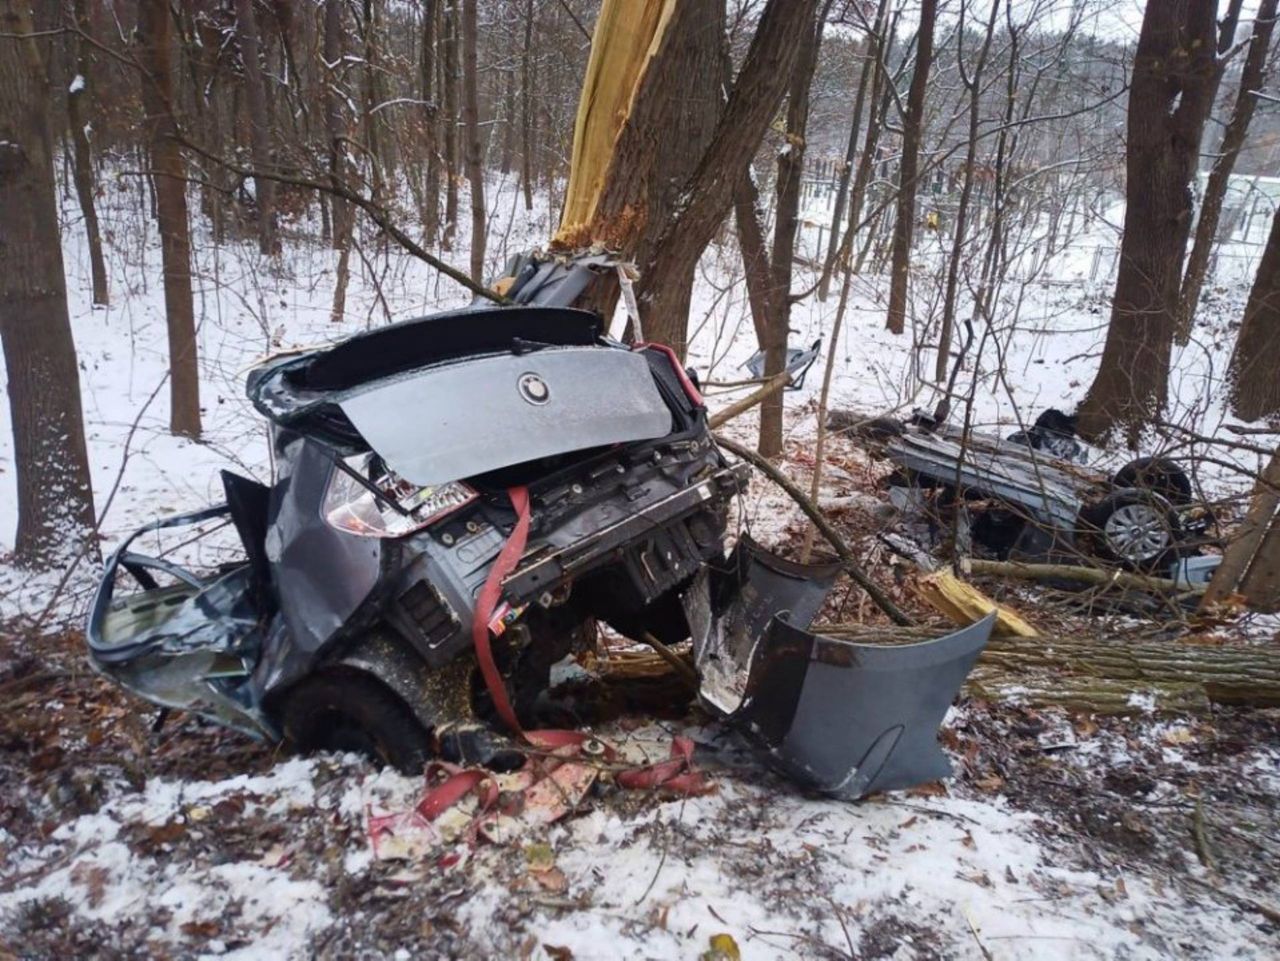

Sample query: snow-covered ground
[2,173,1278,958]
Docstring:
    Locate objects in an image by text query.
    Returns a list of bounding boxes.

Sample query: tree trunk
[233,0,279,256]
[884,0,937,335]
[500,63,516,175]
[1177,0,1278,343]
[520,0,534,212]
[323,0,353,321]
[461,0,484,283]
[1077,1,1219,445]
[441,0,459,251]
[420,0,441,243]
[636,0,822,357]
[1202,448,1280,609]
[66,0,108,306]
[759,15,824,458]
[936,0,1000,384]
[0,0,96,565]
[554,0,724,321]
[816,2,884,302]
[137,0,202,439]
[1228,208,1280,419]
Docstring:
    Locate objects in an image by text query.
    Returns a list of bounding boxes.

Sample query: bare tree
[461,0,485,281]
[884,0,937,335]
[1228,207,1280,419]
[1177,0,1278,342]
[233,0,279,255]
[1076,0,1220,444]
[441,0,459,250]
[138,0,202,439]
[636,0,823,356]
[65,0,108,306]
[0,0,96,564]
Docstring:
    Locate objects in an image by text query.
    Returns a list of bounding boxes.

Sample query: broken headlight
[323,453,477,538]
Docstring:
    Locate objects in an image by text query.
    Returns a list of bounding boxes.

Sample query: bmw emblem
[518,372,550,405]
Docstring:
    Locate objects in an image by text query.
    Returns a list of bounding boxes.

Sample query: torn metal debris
[87,254,988,800]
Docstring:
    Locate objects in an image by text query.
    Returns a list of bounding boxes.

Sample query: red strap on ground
[471,485,532,736]
[415,763,497,821]
[615,736,714,796]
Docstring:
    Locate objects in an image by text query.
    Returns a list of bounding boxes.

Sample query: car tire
[277,670,430,774]
[1078,489,1181,572]
[1112,457,1192,505]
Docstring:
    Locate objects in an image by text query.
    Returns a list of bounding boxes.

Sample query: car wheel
[277,670,430,774]
[1078,490,1180,571]
[1112,457,1192,505]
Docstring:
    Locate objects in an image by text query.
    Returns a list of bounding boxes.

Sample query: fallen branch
[712,433,913,626]
[916,570,1039,637]
[706,369,793,429]
[639,632,698,690]
[966,559,1190,594]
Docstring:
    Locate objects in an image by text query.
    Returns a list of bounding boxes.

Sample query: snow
[68,75,85,94]
[1,161,1276,957]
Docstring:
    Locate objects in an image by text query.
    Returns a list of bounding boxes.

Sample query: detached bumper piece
[694,539,993,799]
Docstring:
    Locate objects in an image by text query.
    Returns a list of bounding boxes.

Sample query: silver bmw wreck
[86,257,992,799]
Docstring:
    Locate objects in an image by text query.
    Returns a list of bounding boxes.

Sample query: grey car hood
[339,346,673,487]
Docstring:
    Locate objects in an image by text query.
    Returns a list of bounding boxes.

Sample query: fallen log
[965,559,1189,594]
[814,624,1280,713]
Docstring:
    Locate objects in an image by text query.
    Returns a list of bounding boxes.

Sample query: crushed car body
[834,408,1217,574]
[87,255,992,799]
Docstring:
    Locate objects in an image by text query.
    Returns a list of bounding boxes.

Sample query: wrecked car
[87,255,992,800]
[836,407,1215,573]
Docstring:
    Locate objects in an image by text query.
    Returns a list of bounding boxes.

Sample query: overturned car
[88,260,992,799]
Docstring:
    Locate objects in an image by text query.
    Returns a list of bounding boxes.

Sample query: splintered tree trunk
[884,0,937,335]
[520,0,534,212]
[441,0,459,251]
[1077,1,1219,445]
[637,0,822,357]
[234,0,279,256]
[324,0,353,321]
[759,16,824,458]
[137,0,201,439]
[1228,209,1280,419]
[461,0,484,282]
[1178,0,1278,343]
[66,0,107,306]
[555,0,723,322]
[0,0,96,565]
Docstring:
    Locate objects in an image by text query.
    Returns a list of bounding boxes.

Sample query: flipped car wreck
[87,258,992,800]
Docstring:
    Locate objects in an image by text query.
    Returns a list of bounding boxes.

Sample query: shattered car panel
[88,254,990,799]
[688,538,992,799]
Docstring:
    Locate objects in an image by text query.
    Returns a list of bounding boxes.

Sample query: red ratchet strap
[471,485,532,735]
[633,342,704,406]
[468,488,712,797]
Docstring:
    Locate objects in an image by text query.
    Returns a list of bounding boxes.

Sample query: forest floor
[2,178,1280,958]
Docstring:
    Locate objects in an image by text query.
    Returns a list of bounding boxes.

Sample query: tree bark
[637,0,822,358]
[1076,1,1220,445]
[936,0,1000,385]
[137,0,202,439]
[233,0,279,256]
[66,0,108,306]
[884,0,937,335]
[759,14,825,458]
[1202,448,1280,609]
[323,0,353,321]
[420,0,441,243]
[0,0,96,565]
[461,0,485,282]
[441,0,459,251]
[1229,208,1280,419]
[520,0,534,212]
[1177,0,1277,343]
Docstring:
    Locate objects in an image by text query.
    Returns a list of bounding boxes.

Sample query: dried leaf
[543,945,574,961]
[702,933,742,961]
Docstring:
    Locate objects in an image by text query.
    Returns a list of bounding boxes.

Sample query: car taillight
[323,453,477,538]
